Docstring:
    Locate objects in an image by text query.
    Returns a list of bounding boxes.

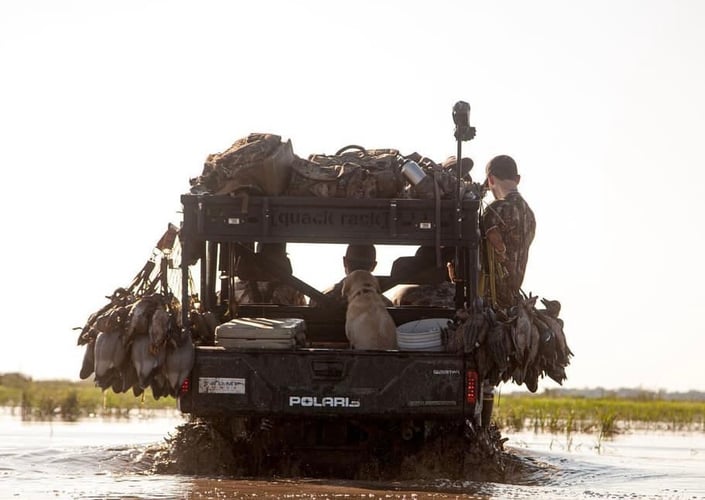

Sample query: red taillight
[466,370,478,404]
[179,377,190,395]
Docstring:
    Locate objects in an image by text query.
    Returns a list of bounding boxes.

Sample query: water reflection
[1,410,704,499]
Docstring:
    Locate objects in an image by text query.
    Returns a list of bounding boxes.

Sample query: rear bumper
[178,347,477,419]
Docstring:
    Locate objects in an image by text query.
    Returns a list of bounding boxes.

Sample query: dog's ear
[341,276,348,297]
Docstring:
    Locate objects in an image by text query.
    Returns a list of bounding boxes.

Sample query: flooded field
[1,408,704,499]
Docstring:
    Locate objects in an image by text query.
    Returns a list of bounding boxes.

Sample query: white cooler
[215,317,306,349]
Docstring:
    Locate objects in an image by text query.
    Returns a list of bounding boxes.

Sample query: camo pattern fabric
[190,133,294,196]
[286,158,367,198]
[481,191,536,309]
[232,280,306,306]
[390,282,456,307]
[285,148,405,198]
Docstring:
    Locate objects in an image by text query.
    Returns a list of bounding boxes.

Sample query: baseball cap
[483,155,518,186]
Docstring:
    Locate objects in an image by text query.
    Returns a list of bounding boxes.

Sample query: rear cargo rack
[181,194,480,245]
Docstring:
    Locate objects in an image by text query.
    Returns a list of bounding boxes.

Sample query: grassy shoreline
[3,373,705,433]
[0,373,176,421]
[495,394,705,436]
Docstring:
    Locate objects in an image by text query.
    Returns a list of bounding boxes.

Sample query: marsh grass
[4,372,705,432]
[495,394,705,435]
[0,373,175,421]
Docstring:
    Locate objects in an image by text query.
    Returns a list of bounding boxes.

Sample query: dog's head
[341,269,381,300]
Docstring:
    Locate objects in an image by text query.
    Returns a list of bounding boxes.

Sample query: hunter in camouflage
[231,243,306,307]
[390,246,456,307]
[480,155,536,309]
[391,282,456,307]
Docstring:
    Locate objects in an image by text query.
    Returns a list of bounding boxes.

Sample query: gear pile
[188,133,480,200]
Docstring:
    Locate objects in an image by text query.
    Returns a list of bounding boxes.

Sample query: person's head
[484,155,520,199]
[256,242,292,275]
[257,242,287,257]
[414,245,436,262]
[414,245,454,282]
[343,244,377,274]
[415,245,455,264]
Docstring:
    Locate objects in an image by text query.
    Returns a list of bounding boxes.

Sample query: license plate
[198,377,246,394]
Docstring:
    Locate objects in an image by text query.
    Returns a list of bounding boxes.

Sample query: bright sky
[1,1,704,393]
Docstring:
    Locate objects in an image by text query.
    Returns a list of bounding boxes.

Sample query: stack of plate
[396,318,448,351]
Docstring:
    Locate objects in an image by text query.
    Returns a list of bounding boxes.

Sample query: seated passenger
[232,243,307,306]
[390,246,455,307]
[310,244,392,307]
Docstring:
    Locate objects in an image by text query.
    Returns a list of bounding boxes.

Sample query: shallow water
[1,408,704,499]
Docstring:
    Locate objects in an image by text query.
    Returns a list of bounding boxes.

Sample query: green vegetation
[0,372,176,421]
[494,393,705,436]
[4,372,705,434]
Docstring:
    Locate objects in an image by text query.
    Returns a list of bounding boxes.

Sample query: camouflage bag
[402,154,473,200]
[285,146,405,198]
[189,133,295,196]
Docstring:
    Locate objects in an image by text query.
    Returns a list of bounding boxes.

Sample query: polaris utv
[175,190,491,476]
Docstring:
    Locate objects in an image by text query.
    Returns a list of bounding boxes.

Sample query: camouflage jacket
[481,191,536,308]
[390,282,456,307]
[232,280,307,306]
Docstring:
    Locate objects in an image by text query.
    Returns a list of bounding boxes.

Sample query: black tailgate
[178,347,468,418]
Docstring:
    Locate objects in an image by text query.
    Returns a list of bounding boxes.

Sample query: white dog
[341,270,398,350]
